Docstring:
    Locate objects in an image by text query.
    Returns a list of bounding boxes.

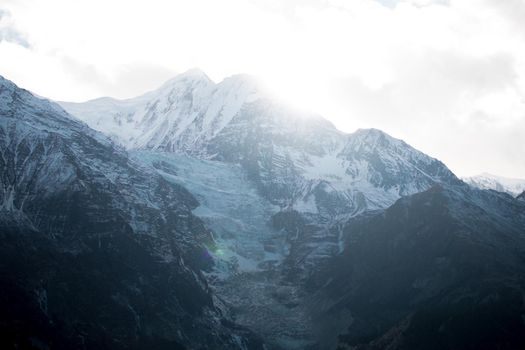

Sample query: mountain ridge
[308,183,525,349]
[59,69,460,213]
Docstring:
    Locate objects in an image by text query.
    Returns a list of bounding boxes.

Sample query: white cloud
[0,0,524,178]
[0,8,29,47]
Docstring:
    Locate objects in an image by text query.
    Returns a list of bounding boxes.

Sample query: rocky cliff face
[0,76,263,350]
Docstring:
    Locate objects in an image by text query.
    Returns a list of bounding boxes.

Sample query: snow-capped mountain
[0,75,263,350]
[463,172,525,196]
[60,69,261,152]
[60,69,463,348]
[60,69,461,278]
[60,69,459,215]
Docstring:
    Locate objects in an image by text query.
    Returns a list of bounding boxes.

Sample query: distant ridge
[463,172,525,196]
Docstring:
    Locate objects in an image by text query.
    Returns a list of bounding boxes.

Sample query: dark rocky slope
[308,184,525,349]
[0,76,262,350]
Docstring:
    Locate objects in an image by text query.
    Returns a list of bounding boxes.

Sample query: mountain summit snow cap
[157,68,213,91]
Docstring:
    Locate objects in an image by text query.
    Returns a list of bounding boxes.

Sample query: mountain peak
[177,67,210,80]
[0,75,22,97]
[352,128,394,140]
[217,73,264,96]
[159,68,213,90]
[0,75,75,123]
[344,128,403,152]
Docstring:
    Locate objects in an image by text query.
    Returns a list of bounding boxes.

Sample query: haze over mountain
[463,172,525,197]
[2,71,525,349]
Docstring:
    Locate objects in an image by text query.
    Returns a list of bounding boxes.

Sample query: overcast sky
[1,0,524,178]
